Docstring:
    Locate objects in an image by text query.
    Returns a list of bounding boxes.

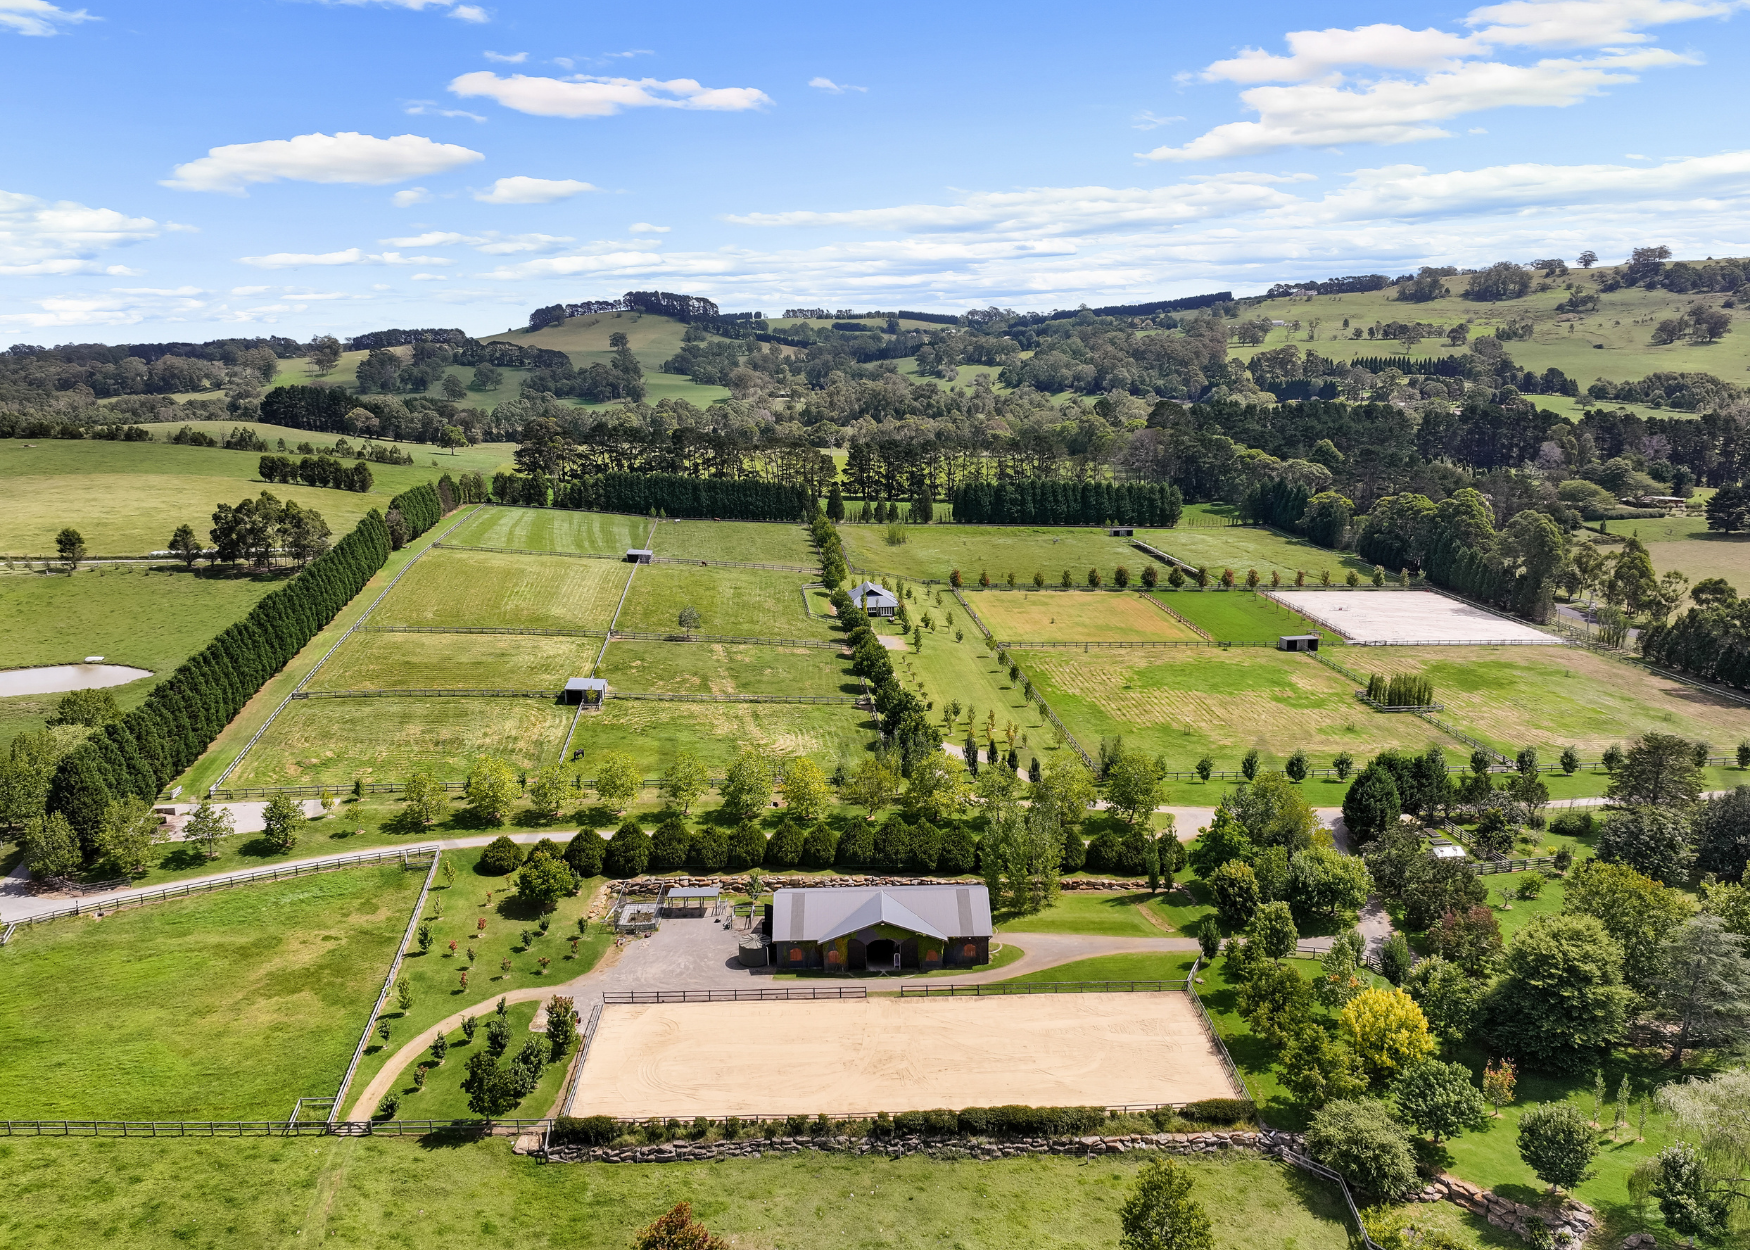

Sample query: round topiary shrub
[563,831,604,878]
[479,835,523,875]
[1304,1098,1419,1199]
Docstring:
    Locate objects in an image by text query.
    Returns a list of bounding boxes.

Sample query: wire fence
[996,638,1276,650]
[434,542,623,561]
[652,556,817,573]
[609,691,864,706]
[4,845,438,929]
[601,987,868,1004]
[295,688,559,700]
[1281,1151,1386,1250]
[1139,593,1214,639]
[954,589,1096,773]
[899,979,1191,997]
[544,1002,603,1151]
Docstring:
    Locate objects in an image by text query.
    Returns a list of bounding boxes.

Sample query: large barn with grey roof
[768,883,993,971]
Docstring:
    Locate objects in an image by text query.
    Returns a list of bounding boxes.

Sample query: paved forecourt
[1263,589,1560,645]
[569,992,1234,1118]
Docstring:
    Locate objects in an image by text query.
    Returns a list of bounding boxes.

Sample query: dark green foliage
[1597,805,1695,882]
[648,815,692,873]
[551,1115,619,1145]
[1304,1098,1419,1198]
[386,482,443,539]
[950,480,1184,527]
[801,820,839,869]
[764,816,804,869]
[1392,1060,1490,1143]
[725,821,767,871]
[1179,1098,1255,1125]
[1118,1156,1214,1250]
[547,472,813,521]
[908,820,942,871]
[835,819,874,868]
[952,1104,1106,1137]
[1378,932,1414,985]
[1342,762,1401,843]
[562,831,603,878]
[603,821,651,877]
[689,827,729,872]
[873,816,912,870]
[1364,673,1433,707]
[937,823,976,874]
[478,835,523,875]
[1516,1102,1598,1191]
[1487,914,1636,1071]
[1694,787,1750,881]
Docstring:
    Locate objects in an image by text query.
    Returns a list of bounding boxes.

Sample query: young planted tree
[780,757,830,821]
[660,751,710,814]
[259,793,304,854]
[466,756,519,825]
[1118,1156,1214,1250]
[1482,1058,1517,1117]
[632,1203,728,1250]
[1517,1102,1598,1193]
[402,769,446,827]
[183,800,234,859]
[592,751,642,812]
[1392,1060,1490,1143]
[168,522,203,568]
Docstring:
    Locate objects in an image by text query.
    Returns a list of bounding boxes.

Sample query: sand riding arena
[567,991,1239,1118]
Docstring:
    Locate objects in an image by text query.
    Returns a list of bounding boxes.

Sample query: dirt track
[570,992,1236,1117]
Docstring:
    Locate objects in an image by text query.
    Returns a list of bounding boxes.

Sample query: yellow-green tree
[1339,986,1435,1085]
[661,751,710,814]
[781,757,830,822]
[465,756,518,826]
[592,751,642,812]
[402,769,447,827]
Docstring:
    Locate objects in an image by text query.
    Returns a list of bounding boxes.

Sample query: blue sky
[3,0,1749,343]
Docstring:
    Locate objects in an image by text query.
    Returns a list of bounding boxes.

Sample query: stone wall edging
[1407,1173,1597,1247]
[546,1128,1294,1165]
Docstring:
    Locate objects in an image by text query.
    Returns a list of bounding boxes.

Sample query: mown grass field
[316,631,599,692]
[445,506,650,555]
[1147,589,1340,642]
[0,864,419,1120]
[1023,647,1448,771]
[0,563,282,739]
[837,523,1149,584]
[234,696,573,786]
[904,629,1049,750]
[0,439,431,554]
[1139,524,1372,581]
[970,589,1202,642]
[651,518,817,566]
[599,639,856,697]
[569,699,877,775]
[386,999,574,1121]
[994,951,1201,983]
[1231,265,1750,383]
[142,418,518,478]
[370,548,631,631]
[0,1139,1359,1250]
[614,564,833,639]
[1358,645,1750,755]
[994,892,1168,938]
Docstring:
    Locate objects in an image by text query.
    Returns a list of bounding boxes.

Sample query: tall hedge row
[47,511,393,853]
[540,471,811,521]
[388,481,443,538]
[950,480,1183,527]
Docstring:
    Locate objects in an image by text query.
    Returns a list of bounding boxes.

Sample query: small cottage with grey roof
[768,883,992,971]
[849,580,899,617]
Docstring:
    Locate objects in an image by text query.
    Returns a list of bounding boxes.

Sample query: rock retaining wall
[545,1128,1296,1164]
[1407,1173,1597,1247]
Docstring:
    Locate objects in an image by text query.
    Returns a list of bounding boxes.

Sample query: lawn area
[233,696,573,786]
[1358,645,1750,755]
[0,438,434,553]
[0,1139,1358,1250]
[996,891,1169,937]
[837,522,1146,584]
[569,699,878,775]
[385,999,574,1121]
[0,863,420,1120]
[614,564,834,640]
[970,589,1203,642]
[1197,953,1332,1127]
[341,846,611,1116]
[1023,646,1448,773]
[370,547,631,630]
[905,631,1051,754]
[444,506,650,555]
[994,952,1200,984]
[598,639,856,697]
[1136,525,1372,582]
[317,631,599,691]
[0,562,282,740]
[1148,589,1342,643]
[652,518,817,566]
[141,418,518,479]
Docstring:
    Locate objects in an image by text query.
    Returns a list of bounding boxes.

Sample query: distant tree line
[949,480,1183,526]
[491,470,813,521]
[257,454,374,493]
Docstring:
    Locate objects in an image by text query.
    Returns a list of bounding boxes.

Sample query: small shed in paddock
[625,548,654,564]
[1276,634,1321,652]
[563,677,607,705]
[1107,525,1135,537]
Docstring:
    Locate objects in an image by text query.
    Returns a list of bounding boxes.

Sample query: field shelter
[769,884,992,971]
[848,580,900,617]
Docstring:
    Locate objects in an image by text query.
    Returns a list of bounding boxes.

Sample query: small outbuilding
[1276,634,1321,652]
[767,883,993,971]
[1430,843,1468,861]
[625,548,654,564]
[1107,525,1135,537]
[849,580,900,617]
[661,885,721,917]
[563,677,607,705]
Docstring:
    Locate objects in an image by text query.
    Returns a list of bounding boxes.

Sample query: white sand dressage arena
[1264,589,1559,645]
[568,992,1238,1118]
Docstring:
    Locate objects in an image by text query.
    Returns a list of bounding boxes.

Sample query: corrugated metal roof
[770,884,992,942]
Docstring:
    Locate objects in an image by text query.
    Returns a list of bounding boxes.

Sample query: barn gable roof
[771,884,991,942]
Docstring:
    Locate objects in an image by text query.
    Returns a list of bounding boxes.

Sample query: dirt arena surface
[568,992,1236,1117]
[1262,589,1558,645]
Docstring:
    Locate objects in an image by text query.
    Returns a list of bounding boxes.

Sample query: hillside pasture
[233,696,572,785]
[369,548,630,631]
[1149,589,1341,642]
[0,563,282,739]
[1356,645,1750,755]
[569,699,877,775]
[837,523,1154,584]
[613,564,832,640]
[1138,524,1370,582]
[1023,647,1449,771]
[444,506,650,555]
[651,518,816,566]
[0,864,420,1120]
[599,639,855,698]
[315,631,599,692]
[970,589,1203,643]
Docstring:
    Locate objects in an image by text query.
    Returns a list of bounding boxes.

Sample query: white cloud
[448,3,486,20]
[1143,49,1692,161]
[391,187,432,207]
[629,222,670,233]
[231,285,271,295]
[448,71,772,117]
[1465,0,1750,47]
[0,189,162,274]
[472,176,595,203]
[165,132,484,194]
[404,100,487,121]
[237,247,455,268]
[1132,112,1185,130]
[483,49,525,62]
[411,272,448,280]
[378,229,574,252]
[0,1,96,37]
[809,77,866,93]
[1202,25,1483,83]
[0,287,209,329]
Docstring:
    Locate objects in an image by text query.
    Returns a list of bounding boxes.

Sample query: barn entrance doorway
[866,938,900,969]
